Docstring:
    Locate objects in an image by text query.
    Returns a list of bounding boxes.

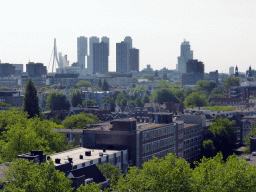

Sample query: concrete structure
[182,60,204,86]
[229,66,234,76]
[26,62,47,77]
[107,77,133,88]
[209,70,219,84]
[101,36,109,54]
[0,91,23,107]
[116,42,130,74]
[0,63,15,77]
[81,91,113,104]
[19,76,47,89]
[77,36,88,69]
[87,36,100,74]
[129,48,139,71]
[124,36,132,49]
[93,42,109,74]
[177,40,193,74]
[11,64,23,74]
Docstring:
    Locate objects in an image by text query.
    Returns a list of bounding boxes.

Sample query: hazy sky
[0,0,255,73]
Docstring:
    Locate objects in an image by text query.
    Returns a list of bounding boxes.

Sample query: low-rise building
[0,91,23,107]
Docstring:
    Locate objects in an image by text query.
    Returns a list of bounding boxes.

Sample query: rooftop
[49,147,124,167]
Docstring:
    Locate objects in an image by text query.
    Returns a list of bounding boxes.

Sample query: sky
[0,0,255,73]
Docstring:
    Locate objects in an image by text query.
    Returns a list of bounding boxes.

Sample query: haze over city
[0,0,255,73]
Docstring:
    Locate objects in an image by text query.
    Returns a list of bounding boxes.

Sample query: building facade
[87,36,100,74]
[26,62,47,77]
[116,42,130,74]
[129,48,139,71]
[177,40,193,74]
[93,42,109,74]
[77,36,88,70]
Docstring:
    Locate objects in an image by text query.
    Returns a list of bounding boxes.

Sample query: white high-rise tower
[177,40,193,73]
[87,36,100,74]
[77,36,88,69]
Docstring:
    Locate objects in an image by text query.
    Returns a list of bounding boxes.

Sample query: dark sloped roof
[55,163,72,175]
[70,164,106,184]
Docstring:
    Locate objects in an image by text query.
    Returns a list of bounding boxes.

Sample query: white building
[177,40,193,74]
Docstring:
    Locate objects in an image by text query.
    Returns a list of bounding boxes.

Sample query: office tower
[177,40,193,73]
[182,60,204,86]
[229,66,234,76]
[129,48,139,71]
[0,63,15,77]
[26,62,47,77]
[77,36,87,69]
[87,36,100,74]
[101,36,109,55]
[93,41,109,74]
[124,36,132,49]
[116,42,130,74]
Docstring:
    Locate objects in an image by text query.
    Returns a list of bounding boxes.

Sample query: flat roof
[49,147,125,166]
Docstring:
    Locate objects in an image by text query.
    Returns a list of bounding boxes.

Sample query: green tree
[132,76,138,83]
[223,76,240,87]
[135,97,144,107]
[172,88,184,101]
[194,80,217,94]
[22,78,40,118]
[0,102,11,107]
[76,80,91,88]
[120,98,128,106]
[184,87,194,97]
[62,113,99,129]
[101,79,109,91]
[130,85,147,91]
[184,92,207,108]
[141,74,154,81]
[244,123,256,153]
[71,90,83,107]
[101,97,114,105]
[98,79,102,88]
[142,95,150,104]
[83,100,98,107]
[76,182,102,192]
[205,118,237,159]
[46,92,70,111]
[2,159,73,192]
[152,88,180,104]
[97,163,122,190]
[116,153,192,192]
[163,73,167,80]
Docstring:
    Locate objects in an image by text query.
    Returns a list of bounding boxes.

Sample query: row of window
[142,125,175,141]
[178,142,183,149]
[183,145,200,155]
[142,148,174,163]
[143,136,175,154]
[183,127,202,136]
[183,136,202,146]
[186,154,200,163]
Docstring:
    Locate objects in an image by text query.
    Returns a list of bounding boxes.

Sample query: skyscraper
[101,36,109,54]
[229,66,234,76]
[77,36,87,69]
[116,42,130,74]
[177,40,193,73]
[124,36,132,49]
[93,41,109,74]
[129,48,139,71]
[87,36,100,74]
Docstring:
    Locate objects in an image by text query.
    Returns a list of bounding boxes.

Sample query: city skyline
[0,0,255,73]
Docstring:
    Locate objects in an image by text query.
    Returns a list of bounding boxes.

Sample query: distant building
[124,36,132,49]
[93,41,109,74]
[87,36,100,74]
[116,42,130,74]
[0,63,15,77]
[229,66,234,76]
[129,48,139,71]
[11,64,23,74]
[177,40,193,74]
[26,62,47,77]
[209,70,219,84]
[0,91,23,107]
[77,36,88,69]
[182,60,204,86]
[235,66,239,77]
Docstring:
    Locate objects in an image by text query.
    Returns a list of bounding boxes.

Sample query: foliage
[98,79,102,88]
[101,97,114,105]
[130,85,147,91]
[40,86,51,91]
[132,76,138,83]
[184,92,207,108]
[155,79,175,88]
[152,88,180,104]
[71,90,83,107]
[97,163,122,190]
[76,80,91,88]
[101,79,109,91]
[205,118,237,159]
[46,92,70,111]
[51,84,66,89]
[142,95,150,104]
[76,182,102,192]
[194,80,217,94]
[0,87,11,90]
[140,74,156,81]
[223,77,240,87]
[128,100,136,107]
[184,87,195,97]
[135,97,144,107]
[82,100,98,107]
[202,139,215,158]
[115,91,129,106]
[244,123,256,153]
[116,153,192,192]
[62,113,100,129]
[172,88,184,101]
[0,102,11,107]
[22,78,40,118]
[202,106,237,112]
[2,159,73,192]
[191,153,256,192]
[163,73,167,80]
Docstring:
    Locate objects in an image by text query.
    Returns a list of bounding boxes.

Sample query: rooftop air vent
[85,151,91,156]
[103,148,106,152]
[99,152,103,156]
[55,158,61,164]
[79,155,83,159]
[68,158,73,163]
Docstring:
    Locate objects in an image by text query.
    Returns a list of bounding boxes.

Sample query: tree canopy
[82,100,98,107]
[184,92,207,108]
[71,90,83,107]
[132,76,138,83]
[22,78,40,118]
[46,92,70,111]
[194,80,217,94]
[76,80,91,88]
[130,85,147,91]
[101,97,114,105]
[2,159,73,192]
[62,113,100,129]
[152,88,180,104]
[223,77,240,87]
[101,79,109,91]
